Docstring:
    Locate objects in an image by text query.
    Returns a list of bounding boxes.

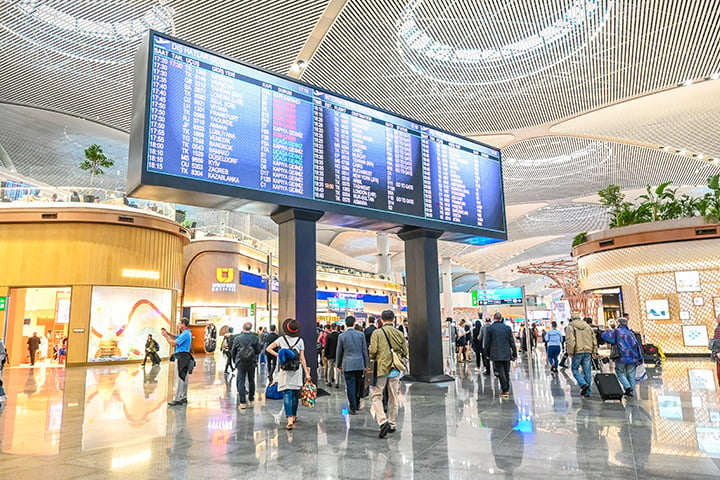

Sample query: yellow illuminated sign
[121,269,160,280]
[216,267,234,283]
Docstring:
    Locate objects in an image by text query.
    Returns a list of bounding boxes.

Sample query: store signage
[250,303,256,316]
[0,296,5,310]
[212,267,237,292]
[122,268,160,279]
[72,328,85,333]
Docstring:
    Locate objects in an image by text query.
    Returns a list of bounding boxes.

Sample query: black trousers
[267,354,277,382]
[493,360,511,393]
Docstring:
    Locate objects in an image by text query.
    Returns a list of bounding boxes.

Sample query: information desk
[129,31,506,244]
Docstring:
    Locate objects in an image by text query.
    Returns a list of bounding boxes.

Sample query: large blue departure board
[128,31,507,244]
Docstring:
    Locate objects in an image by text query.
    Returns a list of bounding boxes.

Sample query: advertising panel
[88,286,173,362]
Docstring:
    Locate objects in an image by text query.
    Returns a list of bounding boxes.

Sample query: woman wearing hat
[267,318,311,429]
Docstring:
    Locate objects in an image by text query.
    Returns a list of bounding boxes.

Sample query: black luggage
[594,373,624,401]
[152,352,161,365]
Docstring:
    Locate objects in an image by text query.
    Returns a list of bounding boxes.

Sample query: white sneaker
[0,395,7,402]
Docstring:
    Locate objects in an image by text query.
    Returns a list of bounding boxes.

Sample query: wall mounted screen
[128,31,507,244]
[472,287,524,306]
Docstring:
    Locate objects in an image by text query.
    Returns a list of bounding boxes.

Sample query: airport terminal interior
[1,1,720,479]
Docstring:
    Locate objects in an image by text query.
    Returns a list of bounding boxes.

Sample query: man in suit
[364,315,377,347]
[336,315,370,415]
[324,324,341,387]
[483,312,517,398]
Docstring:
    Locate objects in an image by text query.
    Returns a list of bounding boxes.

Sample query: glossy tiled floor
[1,353,720,479]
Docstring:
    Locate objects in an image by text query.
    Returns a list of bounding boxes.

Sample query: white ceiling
[0,0,718,293]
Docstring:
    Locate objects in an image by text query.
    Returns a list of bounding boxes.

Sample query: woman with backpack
[266,318,311,430]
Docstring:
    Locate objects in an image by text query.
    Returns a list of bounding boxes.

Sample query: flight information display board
[129,31,507,243]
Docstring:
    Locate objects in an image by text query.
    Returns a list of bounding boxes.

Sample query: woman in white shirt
[266,318,311,430]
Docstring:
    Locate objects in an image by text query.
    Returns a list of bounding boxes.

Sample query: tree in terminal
[80,144,115,188]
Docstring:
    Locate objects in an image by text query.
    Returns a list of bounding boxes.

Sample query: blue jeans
[283,389,300,417]
[344,370,364,411]
[547,346,561,368]
[615,361,637,393]
[235,366,255,404]
[571,353,593,393]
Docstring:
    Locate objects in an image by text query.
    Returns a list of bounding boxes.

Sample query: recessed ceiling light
[710,73,720,80]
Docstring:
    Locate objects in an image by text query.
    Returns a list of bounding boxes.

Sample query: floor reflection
[0,356,718,478]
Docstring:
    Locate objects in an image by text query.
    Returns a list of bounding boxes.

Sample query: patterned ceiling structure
[0,0,719,294]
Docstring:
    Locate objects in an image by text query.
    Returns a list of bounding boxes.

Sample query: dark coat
[364,324,377,346]
[324,331,341,359]
[483,321,517,362]
[230,332,261,367]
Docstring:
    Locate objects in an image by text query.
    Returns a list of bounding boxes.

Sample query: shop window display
[88,286,172,362]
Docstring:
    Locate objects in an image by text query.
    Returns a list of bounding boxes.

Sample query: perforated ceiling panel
[302,0,720,135]
[502,136,720,204]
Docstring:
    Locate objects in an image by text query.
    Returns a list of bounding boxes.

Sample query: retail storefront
[0,204,189,366]
[575,218,720,355]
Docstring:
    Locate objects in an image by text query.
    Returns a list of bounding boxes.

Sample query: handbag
[381,328,408,372]
[300,378,317,407]
[265,382,283,400]
[709,338,720,353]
[609,331,621,360]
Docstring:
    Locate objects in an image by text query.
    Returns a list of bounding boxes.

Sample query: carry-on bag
[594,373,624,401]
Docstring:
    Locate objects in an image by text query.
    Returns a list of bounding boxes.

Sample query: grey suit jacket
[336,328,370,372]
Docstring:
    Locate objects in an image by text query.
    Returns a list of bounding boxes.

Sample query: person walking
[369,310,408,438]
[0,337,8,403]
[471,319,483,372]
[712,316,720,387]
[566,312,598,397]
[545,321,563,373]
[265,325,279,383]
[221,327,235,375]
[142,334,160,366]
[336,315,369,415]
[483,312,517,398]
[27,332,41,366]
[324,324,341,388]
[231,322,262,409]
[478,317,493,375]
[364,316,377,347]
[601,317,644,396]
[266,318,311,430]
[161,318,194,406]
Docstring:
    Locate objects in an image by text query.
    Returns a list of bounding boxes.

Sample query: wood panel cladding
[573,220,720,258]
[0,206,189,290]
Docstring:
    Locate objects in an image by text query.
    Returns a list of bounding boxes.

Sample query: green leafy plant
[79,144,114,188]
[572,232,588,247]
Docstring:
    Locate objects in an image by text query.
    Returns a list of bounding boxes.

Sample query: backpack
[279,337,301,371]
[235,336,256,366]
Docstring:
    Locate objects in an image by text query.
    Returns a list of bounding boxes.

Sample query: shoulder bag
[381,328,407,372]
[609,330,621,360]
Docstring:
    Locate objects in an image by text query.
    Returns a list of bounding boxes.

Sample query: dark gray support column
[271,207,323,383]
[398,227,453,383]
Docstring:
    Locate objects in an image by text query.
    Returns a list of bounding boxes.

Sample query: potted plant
[79,144,114,202]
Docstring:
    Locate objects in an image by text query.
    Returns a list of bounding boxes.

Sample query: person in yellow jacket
[369,310,408,439]
[566,312,598,397]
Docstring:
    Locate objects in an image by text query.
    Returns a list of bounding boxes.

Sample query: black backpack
[235,336,257,366]
[279,338,301,371]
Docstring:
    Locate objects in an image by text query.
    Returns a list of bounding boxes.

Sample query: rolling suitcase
[594,373,624,401]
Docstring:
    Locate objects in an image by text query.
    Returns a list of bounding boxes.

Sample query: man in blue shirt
[161,317,193,406]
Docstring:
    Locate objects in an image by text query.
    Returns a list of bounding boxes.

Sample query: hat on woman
[282,318,301,337]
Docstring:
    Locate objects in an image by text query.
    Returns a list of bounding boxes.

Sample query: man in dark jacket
[483,312,517,398]
[478,318,493,375]
[364,316,377,347]
[336,316,370,414]
[324,324,341,387]
[230,322,261,409]
[264,324,279,383]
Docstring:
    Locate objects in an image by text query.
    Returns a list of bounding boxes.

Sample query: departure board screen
[129,31,507,243]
